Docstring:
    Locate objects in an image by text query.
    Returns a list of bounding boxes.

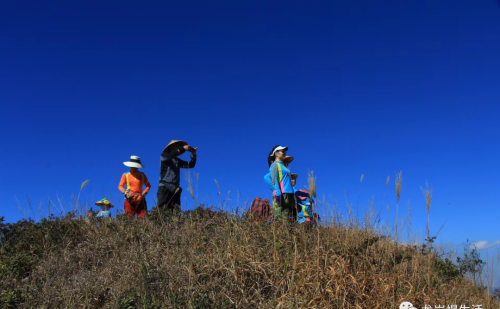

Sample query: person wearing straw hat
[94,198,114,218]
[157,140,198,211]
[268,145,297,220]
[118,156,151,218]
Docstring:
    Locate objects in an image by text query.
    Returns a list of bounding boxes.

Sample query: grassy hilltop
[1,204,498,309]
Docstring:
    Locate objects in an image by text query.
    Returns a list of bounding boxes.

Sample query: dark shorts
[157,186,182,211]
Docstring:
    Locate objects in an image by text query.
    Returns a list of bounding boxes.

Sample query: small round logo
[399,302,417,309]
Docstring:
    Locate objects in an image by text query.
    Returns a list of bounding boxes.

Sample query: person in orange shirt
[118,156,151,218]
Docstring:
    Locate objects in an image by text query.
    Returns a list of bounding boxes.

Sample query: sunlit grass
[3,173,499,308]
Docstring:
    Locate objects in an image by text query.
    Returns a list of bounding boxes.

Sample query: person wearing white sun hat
[267,145,297,220]
[118,156,151,218]
[264,145,294,195]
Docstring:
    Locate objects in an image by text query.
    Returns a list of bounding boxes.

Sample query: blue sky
[1,0,500,282]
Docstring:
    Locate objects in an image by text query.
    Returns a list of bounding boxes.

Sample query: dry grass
[421,181,433,240]
[307,170,316,199]
[1,207,497,309]
[184,170,199,208]
[395,171,403,241]
[2,173,498,309]
[395,171,402,204]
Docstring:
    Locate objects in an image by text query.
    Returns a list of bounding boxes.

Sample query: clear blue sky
[1,0,499,277]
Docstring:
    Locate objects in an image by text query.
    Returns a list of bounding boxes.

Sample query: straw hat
[163,140,188,154]
[94,198,114,208]
[123,156,144,168]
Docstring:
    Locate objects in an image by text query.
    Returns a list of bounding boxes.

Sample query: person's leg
[124,200,135,217]
[167,189,181,212]
[157,186,171,209]
[281,193,296,220]
[272,196,283,219]
[156,186,181,212]
[293,200,300,219]
[137,199,148,218]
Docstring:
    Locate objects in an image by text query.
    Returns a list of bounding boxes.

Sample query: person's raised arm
[179,146,198,168]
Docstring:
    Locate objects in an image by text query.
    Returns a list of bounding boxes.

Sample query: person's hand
[125,192,131,199]
[190,147,198,157]
[187,146,198,153]
[183,145,196,151]
[141,192,147,197]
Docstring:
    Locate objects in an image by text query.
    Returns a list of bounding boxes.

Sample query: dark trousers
[157,186,181,211]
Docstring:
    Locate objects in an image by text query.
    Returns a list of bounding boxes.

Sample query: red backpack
[248,197,272,220]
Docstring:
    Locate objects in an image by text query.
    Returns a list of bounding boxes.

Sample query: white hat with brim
[270,146,288,156]
[123,156,144,168]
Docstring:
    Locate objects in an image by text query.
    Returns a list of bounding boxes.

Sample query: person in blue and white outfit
[291,174,315,224]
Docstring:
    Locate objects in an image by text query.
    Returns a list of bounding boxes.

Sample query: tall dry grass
[421,181,433,242]
[395,171,403,242]
[1,208,497,308]
[2,175,499,308]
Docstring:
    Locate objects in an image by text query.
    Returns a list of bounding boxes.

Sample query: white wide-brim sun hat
[123,156,144,168]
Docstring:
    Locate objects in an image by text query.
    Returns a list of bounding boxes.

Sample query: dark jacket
[159,153,196,191]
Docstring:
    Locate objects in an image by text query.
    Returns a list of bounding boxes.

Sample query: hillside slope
[1,207,497,308]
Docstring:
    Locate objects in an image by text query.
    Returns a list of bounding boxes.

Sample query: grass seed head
[395,171,402,203]
[307,170,316,198]
[421,181,433,214]
[80,180,89,191]
[214,178,221,195]
[185,171,195,200]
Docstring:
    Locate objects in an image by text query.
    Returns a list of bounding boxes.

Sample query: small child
[94,198,114,218]
[291,173,315,224]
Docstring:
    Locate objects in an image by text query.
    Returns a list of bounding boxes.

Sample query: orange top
[118,171,151,194]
